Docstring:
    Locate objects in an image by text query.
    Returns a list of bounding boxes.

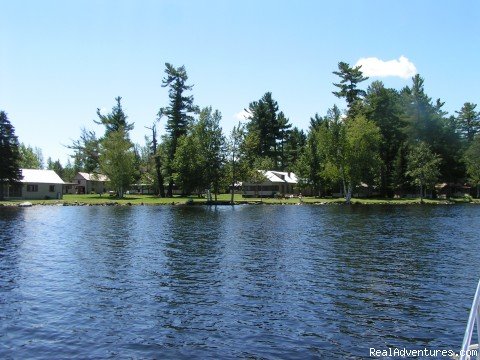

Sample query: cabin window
[49,185,55,192]
[27,184,38,192]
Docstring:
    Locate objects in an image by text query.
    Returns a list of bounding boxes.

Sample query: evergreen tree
[401,75,441,144]
[159,63,198,196]
[67,128,100,173]
[401,74,462,183]
[332,61,368,117]
[455,102,480,142]
[246,92,278,160]
[0,111,22,199]
[277,111,292,169]
[244,92,291,168]
[296,127,323,196]
[63,159,77,182]
[283,127,306,170]
[392,143,410,195]
[47,157,65,179]
[309,113,324,130]
[94,96,133,137]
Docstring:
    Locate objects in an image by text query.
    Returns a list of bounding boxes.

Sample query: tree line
[1,61,480,202]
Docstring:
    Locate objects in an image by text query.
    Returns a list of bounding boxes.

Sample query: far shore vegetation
[1,61,480,204]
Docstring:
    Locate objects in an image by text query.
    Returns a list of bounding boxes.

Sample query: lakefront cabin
[3,169,65,200]
[74,172,109,194]
[242,170,299,198]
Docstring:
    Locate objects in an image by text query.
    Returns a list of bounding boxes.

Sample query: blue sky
[1,0,479,164]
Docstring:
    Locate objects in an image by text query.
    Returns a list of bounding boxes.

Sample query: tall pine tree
[159,63,197,197]
[455,102,480,142]
[332,61,368,117]
[0,111,22,199]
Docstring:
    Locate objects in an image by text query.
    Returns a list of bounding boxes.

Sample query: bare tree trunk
[420,183,424,203]
[345,183,353,204]
[230,152,235,204]
[230,183,235,204]
[147,124,165,197]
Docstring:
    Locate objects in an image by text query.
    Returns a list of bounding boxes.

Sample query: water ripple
[0,205,479,358]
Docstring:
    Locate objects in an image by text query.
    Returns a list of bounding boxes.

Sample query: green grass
[0,193,479,206]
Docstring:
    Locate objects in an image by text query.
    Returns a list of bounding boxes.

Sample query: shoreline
[0,197,477,207]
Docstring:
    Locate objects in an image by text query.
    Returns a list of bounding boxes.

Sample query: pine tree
[332,61,368,117]
[67,128,100,173]
[47,157,65,179]
[283,127,306,170]
[94,96,133,137]
[0,111,22,199]
[245,92,291,168]
[401,74,462,183]
[159,63,198,196]
[455,102,480,142]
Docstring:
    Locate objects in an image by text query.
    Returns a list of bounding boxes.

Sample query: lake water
[1,204,480,359]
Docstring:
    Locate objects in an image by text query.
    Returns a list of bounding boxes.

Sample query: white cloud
[354,56,417,79]
[234,109,251,120]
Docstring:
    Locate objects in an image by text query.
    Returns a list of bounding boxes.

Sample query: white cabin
[242,170,298,198]
[4,169,65,200]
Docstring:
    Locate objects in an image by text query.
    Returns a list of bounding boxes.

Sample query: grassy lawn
[1,192,479,206]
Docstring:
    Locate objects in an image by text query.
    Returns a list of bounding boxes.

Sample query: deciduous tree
[19,143,44,169]
[195,107,226,201]
[99,130,135,198]
[318,111,382,204]
[406,141,441,202]
[364,81,405,196]
[463,137,480,198]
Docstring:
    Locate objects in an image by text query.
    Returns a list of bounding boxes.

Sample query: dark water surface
[1,205,480,359]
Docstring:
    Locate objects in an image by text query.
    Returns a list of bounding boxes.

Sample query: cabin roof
[20,169,65,184]
[76,172,109,182]
[261,170,298,184]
